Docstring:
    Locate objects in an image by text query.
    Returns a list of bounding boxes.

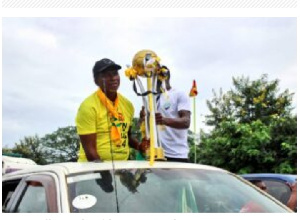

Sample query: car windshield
[67,168,288,213]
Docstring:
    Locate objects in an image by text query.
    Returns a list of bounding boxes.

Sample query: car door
[5,174,59,213]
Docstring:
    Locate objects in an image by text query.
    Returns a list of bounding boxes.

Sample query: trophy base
[146,147,166,161]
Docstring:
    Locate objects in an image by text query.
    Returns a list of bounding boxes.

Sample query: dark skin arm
[139,107,191,129]
[79,133,101,161]
[128,127,140,150]
[155,110,191,129]
[128,126,149,152]
[286,182,297,211]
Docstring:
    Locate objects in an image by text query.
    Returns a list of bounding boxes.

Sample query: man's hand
[139,106,146,124]
[138,138,150,153]
[287,182,297,193]
[155,112,165,125]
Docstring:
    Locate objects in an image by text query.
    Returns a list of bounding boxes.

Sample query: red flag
[189,80,198,97]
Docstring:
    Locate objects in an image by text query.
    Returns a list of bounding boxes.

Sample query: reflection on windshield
[67,168,289,213]
[115,169,148,193]
[95,171,114,193]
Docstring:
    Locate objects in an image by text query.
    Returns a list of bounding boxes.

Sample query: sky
[2,17,297,148]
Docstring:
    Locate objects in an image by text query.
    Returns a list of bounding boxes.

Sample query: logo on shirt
[120,122,128,148]
[163,102,171,110]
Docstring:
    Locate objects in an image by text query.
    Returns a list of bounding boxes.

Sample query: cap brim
[98,64,121,73]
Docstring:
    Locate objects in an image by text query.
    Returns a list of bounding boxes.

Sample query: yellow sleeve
[76,101,97,135]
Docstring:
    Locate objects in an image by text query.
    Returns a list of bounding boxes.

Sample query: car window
[263,180,291,205]
[15,181,48,213]
[67,169,289,213]
[2,179,22,212]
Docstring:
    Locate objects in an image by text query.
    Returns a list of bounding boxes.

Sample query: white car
[2,160,292,213]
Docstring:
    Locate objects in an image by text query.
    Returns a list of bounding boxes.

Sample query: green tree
[4,126,80,164]
[199,120,272,173]
[206,74,294,126]
[188,130,197,163]
[2,147,14,155]
[41,126,80,163]
[12,135,47,165]
[269,116,297,173]
[206,88,235,128]
[199,74,296,174]
[231,74,293,124]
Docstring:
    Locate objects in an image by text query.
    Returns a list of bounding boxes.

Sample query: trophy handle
[152,74,163,149]
[136,77,150,140]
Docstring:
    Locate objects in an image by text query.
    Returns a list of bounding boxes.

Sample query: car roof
[3,161,228,177]
[241,173,297,183]
[2,155,37,165]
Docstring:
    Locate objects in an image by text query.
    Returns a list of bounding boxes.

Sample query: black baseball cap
[93,58,121,76]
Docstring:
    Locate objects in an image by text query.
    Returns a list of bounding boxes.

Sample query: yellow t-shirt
[76,91,134,162]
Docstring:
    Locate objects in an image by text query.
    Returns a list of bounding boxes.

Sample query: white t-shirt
[156,88,191,158]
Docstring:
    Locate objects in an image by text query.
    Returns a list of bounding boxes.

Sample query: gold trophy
[125,50,168,164]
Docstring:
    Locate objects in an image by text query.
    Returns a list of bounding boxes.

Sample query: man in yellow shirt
[76,58,146,162]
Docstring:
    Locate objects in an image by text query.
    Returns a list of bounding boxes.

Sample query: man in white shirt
[153,66,191,162]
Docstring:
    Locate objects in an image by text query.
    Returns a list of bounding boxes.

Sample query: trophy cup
[125,50,168,165]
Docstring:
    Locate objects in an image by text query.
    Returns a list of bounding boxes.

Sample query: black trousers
[165,157,189,163]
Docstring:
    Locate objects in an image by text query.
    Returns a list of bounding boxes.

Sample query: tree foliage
[198,74,296,174]
[187,130,197,163]
[3,121,141,164]
[41,126,80,163]
[2,126,80,164]
[206,74,294,126]
[13,135,48,165]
